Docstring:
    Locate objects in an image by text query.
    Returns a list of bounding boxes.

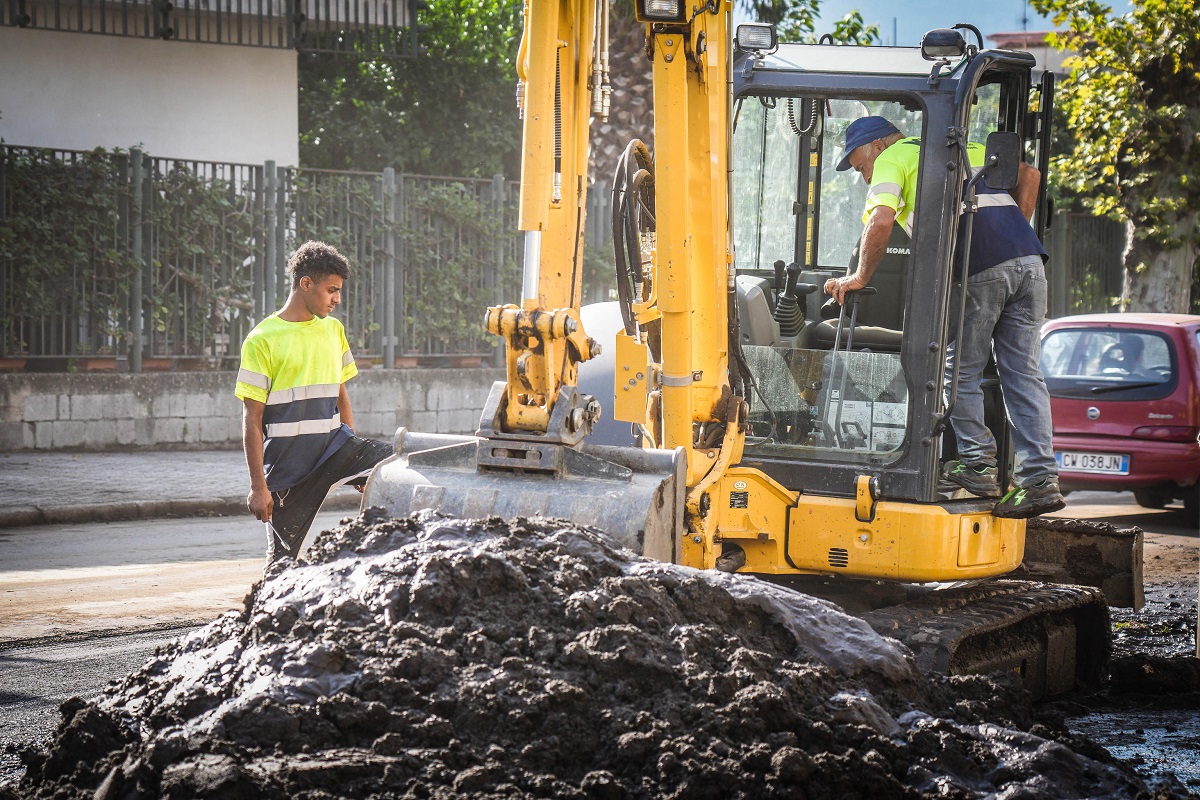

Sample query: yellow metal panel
[787,497,1025,582]
[790,495,901,578]
[712,467,798,574]
[614,332,650,424]
[957,514,1004,567]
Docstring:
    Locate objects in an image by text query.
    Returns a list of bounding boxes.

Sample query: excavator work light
[638,0,684,22]
[736,23,777,53]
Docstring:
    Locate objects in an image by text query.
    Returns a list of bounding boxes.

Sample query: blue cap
[835,116,900,171]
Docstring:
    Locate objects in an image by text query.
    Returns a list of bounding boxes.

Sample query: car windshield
[1041,328,1177,400]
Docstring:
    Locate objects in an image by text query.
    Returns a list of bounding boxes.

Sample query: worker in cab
[823,116,1065,519]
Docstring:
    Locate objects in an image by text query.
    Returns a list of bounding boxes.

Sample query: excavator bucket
[1018,517,1144,610]
[362,429,687,564]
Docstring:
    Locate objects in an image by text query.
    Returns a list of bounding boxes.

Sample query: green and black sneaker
[992,478,1066,519]
[942,459,1002,498]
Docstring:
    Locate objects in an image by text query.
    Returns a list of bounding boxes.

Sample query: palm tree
[589,3,876,182]
[590,4,654,183]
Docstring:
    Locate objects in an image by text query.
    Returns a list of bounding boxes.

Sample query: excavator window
[732,94,923,464]
[733,95,921,338]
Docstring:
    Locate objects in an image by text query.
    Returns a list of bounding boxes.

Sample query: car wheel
[1185,485,1199,528]
[1133,488,1169,510]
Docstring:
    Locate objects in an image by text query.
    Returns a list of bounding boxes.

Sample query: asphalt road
[0,509,353,643]
[0,626,197,780]
[0,509,349,783]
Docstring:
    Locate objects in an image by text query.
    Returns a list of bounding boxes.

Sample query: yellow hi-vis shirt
[234,313,358,492]
[862,137,987,236]
[865,137,1043,275]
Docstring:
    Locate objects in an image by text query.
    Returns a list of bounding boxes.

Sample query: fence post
[276,165,288,302]
[397,172,409,357]
[1048,211,1070,319]
[0,151,6,359]
[383,167,397,369]
[264,160,277,314]
[252,164,264,322]
[129,148,144,374]
[491,174,506,367]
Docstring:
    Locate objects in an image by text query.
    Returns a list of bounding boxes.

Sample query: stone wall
[0,369,503,452]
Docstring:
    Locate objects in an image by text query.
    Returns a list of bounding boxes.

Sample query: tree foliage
[743,1,878,44]
[0,148,256,360]
[1031,0,1200,312]
[299,0,523,178]
[299,1,877,180]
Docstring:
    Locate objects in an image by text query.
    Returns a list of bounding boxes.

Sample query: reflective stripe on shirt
[867,182,902,201]
[237,368,271,391]
[265,382,341,406]
[266,414,343,439]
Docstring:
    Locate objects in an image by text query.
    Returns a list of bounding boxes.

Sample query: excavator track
[861,580,1111,699]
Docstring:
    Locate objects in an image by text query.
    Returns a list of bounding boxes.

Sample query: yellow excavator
[364,0,1141,697]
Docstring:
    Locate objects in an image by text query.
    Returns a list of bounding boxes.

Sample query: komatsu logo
[886,247,910,255]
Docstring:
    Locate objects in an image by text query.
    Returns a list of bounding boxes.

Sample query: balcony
[2,0,419,57]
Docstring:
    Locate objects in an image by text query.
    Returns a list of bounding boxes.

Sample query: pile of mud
[1,512,1184,799]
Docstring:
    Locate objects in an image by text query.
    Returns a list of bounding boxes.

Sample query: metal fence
[0,145,522,371]
[2,0,419,57]
[1,145,1118,373]
[1046,212,1127,318]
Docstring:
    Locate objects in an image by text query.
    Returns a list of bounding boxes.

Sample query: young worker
[235,241,392,564]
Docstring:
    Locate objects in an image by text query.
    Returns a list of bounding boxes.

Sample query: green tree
[1031,0,1200,312]
[299,0,523,178]
[301,2,876,180]
[748,2,878,45]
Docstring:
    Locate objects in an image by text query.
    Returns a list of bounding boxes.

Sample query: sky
[811,0,1057,46]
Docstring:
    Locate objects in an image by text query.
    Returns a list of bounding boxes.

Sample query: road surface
[0,509,349,782]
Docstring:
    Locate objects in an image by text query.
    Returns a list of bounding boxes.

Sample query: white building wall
[0,27,299,165]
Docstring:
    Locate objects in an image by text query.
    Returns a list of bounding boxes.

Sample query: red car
[1040,313,1200,526]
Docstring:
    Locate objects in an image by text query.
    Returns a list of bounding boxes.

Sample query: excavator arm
[366,1,739,563]
[483,0,606,441]
[481,0,745,569]
[633,1,745,569]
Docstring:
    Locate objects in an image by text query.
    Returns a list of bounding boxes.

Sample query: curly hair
[286,241,351,290]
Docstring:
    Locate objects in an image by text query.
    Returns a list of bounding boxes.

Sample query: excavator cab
[727,29,1054,506]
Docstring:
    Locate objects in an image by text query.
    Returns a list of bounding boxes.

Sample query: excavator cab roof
[753,43,962,77]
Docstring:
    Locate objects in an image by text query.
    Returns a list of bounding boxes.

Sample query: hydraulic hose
[611,139,656,337]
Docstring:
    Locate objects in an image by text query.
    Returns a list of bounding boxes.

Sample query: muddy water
[1,512,1190,799]
[1069,706,1200,792]
[1063,565,1200,797]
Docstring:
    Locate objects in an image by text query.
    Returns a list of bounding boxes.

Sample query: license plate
[1056,451,1130,475]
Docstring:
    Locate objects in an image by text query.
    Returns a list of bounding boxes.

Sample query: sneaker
[992,478,1066,519]
[942,459,1002,498]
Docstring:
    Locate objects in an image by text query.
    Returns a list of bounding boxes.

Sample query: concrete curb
[0,492,363,529]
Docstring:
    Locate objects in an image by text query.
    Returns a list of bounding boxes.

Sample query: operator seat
[814,226,909,351]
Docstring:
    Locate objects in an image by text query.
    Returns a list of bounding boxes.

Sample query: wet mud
[1,512,1191,799]
[1058,546,1200,795]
